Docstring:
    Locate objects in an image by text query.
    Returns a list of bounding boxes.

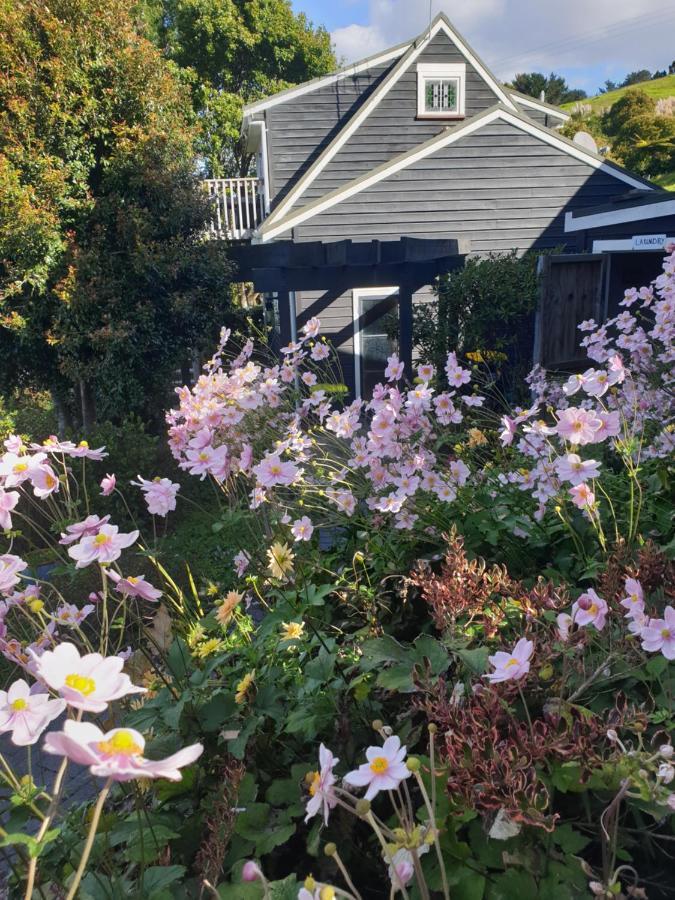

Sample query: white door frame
[352,286,399,398]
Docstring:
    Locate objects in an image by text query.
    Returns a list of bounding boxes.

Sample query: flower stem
[333,849,364,900]
[413,772,450,900]
[65,778,112,900]
[23,753,70,900]
[366,812,411,900]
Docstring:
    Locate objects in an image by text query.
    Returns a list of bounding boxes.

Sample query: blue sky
[291,0,675,96]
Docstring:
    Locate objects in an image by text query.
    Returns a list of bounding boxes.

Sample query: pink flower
[555,453,601,485]
[242,861,263,882]
[0,451,45,487]
[33,642,146,712]
[234,550,250,577]
[572,589,607,630]
[499,416,517,446]
[311,343,330,361]
[291,516,314,542]
[100,474,116,496]
[59,514,111,545]
[29,465,60,498]
[182,444,229,479]
[344,735,411,800]
[54,603,95,627]
[555,407,602,446]
[106,571,162,602]
[594,411,621,442]
[252,454,299,488]
[43,720,202,781]
[621,578,644,617]
[67,523,139,568]
[302,317,321,338]
[556,612,573,641]
[641,607,675,659]
[133,476,180,517]
[384,354,404,381]
[417,363,435,382]
[301,371,317,387]
[569,483,595,509]
[305,743,339,824]
[68,441,107,460]
[485,638,533,683]
[0,679,65,746]
[0,555,27,595]
[0,489,19,530]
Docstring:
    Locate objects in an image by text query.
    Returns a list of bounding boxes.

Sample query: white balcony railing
[203,177,265,240]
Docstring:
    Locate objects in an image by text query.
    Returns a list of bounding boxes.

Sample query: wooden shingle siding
[293,121,631,255]
[265,61,396,207]
[304,31,501,202]
[295,288,355,385]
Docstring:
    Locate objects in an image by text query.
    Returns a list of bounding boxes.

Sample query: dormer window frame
[416,62,466,120]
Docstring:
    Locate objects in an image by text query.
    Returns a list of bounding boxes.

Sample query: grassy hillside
[560,73,675,113]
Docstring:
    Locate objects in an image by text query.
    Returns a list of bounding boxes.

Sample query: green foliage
[413,252,540,395]
[509,72,586,105]
[0,0,236,427]
[149,0,337,175]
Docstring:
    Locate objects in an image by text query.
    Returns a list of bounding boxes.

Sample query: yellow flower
[194,638,225,659]
[28,599,44,614]
[467,427,487,448]
[186,623,206,649]
[281,621,305,641]
[216,590,243,626]
[205,581,219,597]
[235,670,255,705]
[267,541,294,580]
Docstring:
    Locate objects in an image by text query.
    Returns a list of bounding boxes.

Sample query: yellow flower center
[270,464,282,475]
[589,603,598,615]
[370,756,389,774]
[13,462,28,473]
[65,673,96,696]
[97,730,142,757]
[93,533,109,545]
[308,770,320,797]
[128,576,138,584]
[505,657,520,668]
[78,441,89,449]
[11,698,27,711]
[662,628,671,639]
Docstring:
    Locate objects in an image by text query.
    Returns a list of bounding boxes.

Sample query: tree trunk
[51,389,73,436]
[78,380,96,433]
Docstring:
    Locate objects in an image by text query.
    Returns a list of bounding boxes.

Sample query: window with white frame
[417,63,466,118]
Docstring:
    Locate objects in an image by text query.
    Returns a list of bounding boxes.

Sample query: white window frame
[416,63,466,119]
[352,286,399,398]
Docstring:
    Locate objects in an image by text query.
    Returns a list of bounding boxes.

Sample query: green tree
[148,0,337,176]
[603,88,656,134]
[0,0,235,430]
[621,69,652,87]
[510,72,586,105]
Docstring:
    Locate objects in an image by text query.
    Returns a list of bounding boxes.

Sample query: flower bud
[355,798,371,817]
[428,723,438,735]
[323,842,337,857]
[372,719,384,731]
[320,888,336,900]
[606,729,618,742]
[304,876,316,891]
[242,861,262,882]
[28,599,44,614]
[660,744,674,759]
[406,757,421,772]
[538,664,554,681]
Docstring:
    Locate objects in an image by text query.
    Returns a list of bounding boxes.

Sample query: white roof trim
[565,198,675,232]
[243,45,409,117]
[260,106,654,243]
[511,93,570,121]
[262,15,518,228]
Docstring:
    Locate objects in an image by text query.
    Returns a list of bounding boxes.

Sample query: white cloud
[331,0,675,93]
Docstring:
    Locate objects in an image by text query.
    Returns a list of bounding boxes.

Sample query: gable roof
[565,190,675,231]
[258,104,655,243]
[261,13,519,228]
[508,90,570,121]
[242,40,410,118]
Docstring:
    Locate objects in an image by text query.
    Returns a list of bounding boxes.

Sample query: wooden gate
[534,254,607,370]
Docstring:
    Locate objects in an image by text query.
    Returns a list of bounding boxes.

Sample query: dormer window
[417,63,466,119]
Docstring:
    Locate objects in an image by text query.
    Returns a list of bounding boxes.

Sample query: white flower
[344,735,411,800]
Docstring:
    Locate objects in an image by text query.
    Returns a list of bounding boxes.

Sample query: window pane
[424,78,458,112]
[356,292,399,398]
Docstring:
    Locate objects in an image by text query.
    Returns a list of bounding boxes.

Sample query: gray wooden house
[208,12,671,394]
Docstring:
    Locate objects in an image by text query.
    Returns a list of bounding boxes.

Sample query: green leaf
[0,828,60,858]
[141,866,187,897]
[552,823,590,855]
[376,665,416,693]
[413,634,450,674]
[198,691,238,731]
[361,635,410,668]
[455,646,489,674]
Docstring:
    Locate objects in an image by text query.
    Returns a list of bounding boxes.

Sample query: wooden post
[399,280,414,380]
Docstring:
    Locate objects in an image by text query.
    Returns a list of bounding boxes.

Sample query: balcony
[203,177,266,241]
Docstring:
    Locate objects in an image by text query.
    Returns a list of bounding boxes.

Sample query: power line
[491,6,675,72]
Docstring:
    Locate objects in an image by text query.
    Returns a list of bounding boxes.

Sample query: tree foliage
[510,72,586,105]
[147,0,337,175]
[0,0,235,428]
[603,89,675,178]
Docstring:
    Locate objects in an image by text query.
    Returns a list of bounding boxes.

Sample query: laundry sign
[632,234,666,251]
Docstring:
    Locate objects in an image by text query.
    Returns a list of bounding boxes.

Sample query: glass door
[353,287,399,398]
